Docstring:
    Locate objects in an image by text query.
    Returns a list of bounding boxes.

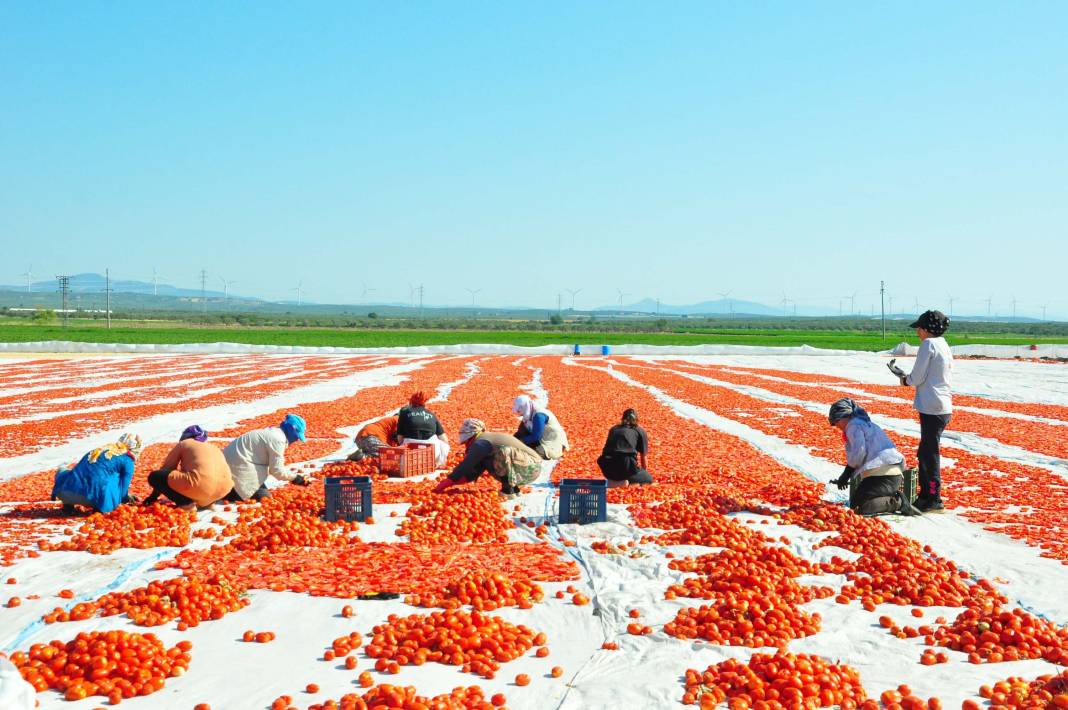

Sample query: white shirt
[906,337,953,415]
[222,427,296,499]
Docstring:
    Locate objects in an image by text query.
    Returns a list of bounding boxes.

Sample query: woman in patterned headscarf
[432,418,543,499]
[51,433,142,514]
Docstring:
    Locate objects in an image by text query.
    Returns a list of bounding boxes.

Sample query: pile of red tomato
[39,503,195,555]
[682,650,867,708]
[975,670,1068,709]
[9,630,191,703]
[306,683,502,710]
[665,589,822,647]
[406,570,544,611]
[400,490,514,545]
[928,604,1068,665]
[365,609,544,679]
[42,574,247,628]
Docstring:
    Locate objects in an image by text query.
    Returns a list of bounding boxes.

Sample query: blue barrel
[601,345,611,356]
[573,344,581,356]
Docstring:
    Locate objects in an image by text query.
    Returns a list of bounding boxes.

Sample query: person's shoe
[347,450,366,462]
[61,503,76,516]
[915,497,945,513]
[896,492,923,517]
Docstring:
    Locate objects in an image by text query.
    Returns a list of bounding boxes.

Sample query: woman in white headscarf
[511,395,569,461]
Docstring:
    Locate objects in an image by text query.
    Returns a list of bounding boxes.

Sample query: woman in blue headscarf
[828,399,919,517]
[51,433,142,514]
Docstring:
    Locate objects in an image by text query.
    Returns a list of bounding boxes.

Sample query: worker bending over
[829,398,920,517]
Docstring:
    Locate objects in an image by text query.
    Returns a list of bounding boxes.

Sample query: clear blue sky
[1,2,1065,317]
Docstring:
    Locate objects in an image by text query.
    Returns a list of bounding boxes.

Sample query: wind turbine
[219,276,236,307]
[947,294,954,319]
[466,288,482,307]
[616,289,631,311]
[292,281,303,307]
[718,290,733,318]
[360,282,376,303]
[22,264,33,294]
[781,292,790,317]
[1011,295,1018,321]
[566,288,582,310]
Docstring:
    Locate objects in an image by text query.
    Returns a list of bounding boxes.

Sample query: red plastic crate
[378,443,436,478]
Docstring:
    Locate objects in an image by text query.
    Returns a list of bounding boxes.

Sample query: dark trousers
[223,484,270,502]
[596,454,653,485]
[144,469,194,507]
[854,474,902,516]
[918,413,951,502]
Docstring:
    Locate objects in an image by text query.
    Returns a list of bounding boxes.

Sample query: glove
[291,475,309,486]
[834,466,855,490]
[887,359,907,378]
[122,494,140,505]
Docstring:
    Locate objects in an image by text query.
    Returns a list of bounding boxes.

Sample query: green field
[3,322,1068,351]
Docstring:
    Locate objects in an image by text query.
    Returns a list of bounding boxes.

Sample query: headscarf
[88,433,142,463]
[280,413,307,443]
[180,425,208,442]
[409,391,430,407]
[458,418,486,444]
[512,395,537,426]
[828,398,871,425]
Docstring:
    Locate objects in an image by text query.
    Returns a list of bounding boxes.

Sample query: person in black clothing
[397,390,450,467]
[597,409,653,486]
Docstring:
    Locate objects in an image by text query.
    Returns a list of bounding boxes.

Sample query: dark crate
[559,478,607,524]
[324,476,372,522]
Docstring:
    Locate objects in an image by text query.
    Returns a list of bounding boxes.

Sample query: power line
[56,275,71,328]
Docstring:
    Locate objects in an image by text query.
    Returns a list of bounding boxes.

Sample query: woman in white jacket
[899,310,953,512]
[829,398,920,517]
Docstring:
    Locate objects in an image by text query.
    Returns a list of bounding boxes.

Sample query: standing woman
[900,310,953,512]
[597,409,653,486]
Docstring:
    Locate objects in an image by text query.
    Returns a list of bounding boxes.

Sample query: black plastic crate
[559,478,607,524]
[325,476,372,522]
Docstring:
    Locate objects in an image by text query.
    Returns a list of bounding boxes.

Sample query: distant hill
[3,273,233,299]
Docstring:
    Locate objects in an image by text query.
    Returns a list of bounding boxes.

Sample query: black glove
[834,466,855,490]
[291,475,309,486]
[122,494,140,505]
[887,359,907,378]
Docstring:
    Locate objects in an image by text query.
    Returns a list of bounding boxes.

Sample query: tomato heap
[9,630,191,703]
[667,547,833,605]
[682,650,867,709]
[42,574,247,628]
[365,609,544,679]
[665,589,822,647]
[222,483,360,552]
[929,605,1068,665]
[406,571,544,611]
[306,684,500,710]
[39,503,194,555]
[976,670,1068,709]
[400,490,514,545]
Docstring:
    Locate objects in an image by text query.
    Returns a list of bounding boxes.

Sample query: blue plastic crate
[559,478,607,524]
[324,476,372,522]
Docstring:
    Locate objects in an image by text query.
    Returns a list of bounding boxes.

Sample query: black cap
[909,310,950,336]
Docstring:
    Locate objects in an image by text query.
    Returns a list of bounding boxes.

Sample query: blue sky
[1,2,1065,316]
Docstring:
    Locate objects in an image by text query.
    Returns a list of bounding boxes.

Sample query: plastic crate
[559,478,607,524]
[324,476,372,522]
[378,443,436,478]
[848,468,919,508]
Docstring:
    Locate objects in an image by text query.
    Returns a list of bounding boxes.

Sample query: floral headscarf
[88,433,142,463]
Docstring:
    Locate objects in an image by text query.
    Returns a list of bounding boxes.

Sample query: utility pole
[656,298,660,316]
[418,284,424,318]
[200,269,208,316]
[1012,296,1017,321]
[56,275,71,328]
[880,280,885,340]
[557,293,562,314]
[152,268,159,297]
[105,268,113,329]
[1042,305,1047,321]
